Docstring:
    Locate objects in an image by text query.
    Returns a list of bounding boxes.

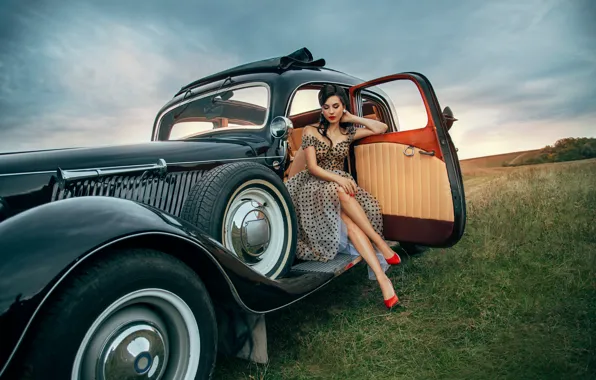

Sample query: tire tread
[181,162,270,232]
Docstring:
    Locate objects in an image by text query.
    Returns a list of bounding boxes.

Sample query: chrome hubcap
[223,183,288,278]
[229,199,271,261]
[99,323,167,379]
[72,289,201,380]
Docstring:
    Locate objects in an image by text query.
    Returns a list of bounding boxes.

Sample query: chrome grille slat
[172,172,188,217]
[179,172,194,215]
[163,176,174,212]
[138,177,149,202]
[114,177,124,198]
[155,177,165,209]
[161,177,172,209]
[165,177,178,210]
[125,176,135,199]
[169,173,183,214]
[52,170,205,217]
[147,177,157,205]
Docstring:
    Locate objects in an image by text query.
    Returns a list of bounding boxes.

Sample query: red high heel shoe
[384,294,399,309]
[385,252,401,265]
[382,277,400,309]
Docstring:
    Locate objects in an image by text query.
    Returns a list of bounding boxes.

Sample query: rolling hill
[459,149,542,176]
[459,137,596,176]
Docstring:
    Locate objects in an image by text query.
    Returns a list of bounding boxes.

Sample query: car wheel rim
[223,183,286,277]
[72,288,200,380]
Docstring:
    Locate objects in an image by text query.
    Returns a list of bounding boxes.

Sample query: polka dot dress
[285,125,384,262]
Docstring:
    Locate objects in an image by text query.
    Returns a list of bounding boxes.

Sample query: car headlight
[270,116,293,139]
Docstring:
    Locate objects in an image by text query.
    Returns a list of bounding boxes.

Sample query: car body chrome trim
[0,170,57,177]
[57,159,168,189]
[168,155,283,166]
[0,156,284,178]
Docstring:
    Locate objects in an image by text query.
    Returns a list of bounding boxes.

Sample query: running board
[288,240,397,276]
[227,254,364,365]
[291,253,363,276]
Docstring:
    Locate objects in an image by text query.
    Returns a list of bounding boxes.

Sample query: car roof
[174,47,364,97]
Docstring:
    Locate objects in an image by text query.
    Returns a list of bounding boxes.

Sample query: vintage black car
[0,48,466,379]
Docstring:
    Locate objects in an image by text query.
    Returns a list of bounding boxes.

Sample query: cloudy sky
[0,0,594,159]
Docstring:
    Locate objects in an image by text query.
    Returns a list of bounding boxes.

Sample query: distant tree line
[505,137,596,166]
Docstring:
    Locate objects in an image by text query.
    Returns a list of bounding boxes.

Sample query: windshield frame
[154,81,271,141]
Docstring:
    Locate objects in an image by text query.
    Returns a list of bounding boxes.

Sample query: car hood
[0,139,260,175]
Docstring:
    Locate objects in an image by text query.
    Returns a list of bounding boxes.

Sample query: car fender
[0,196,306,375]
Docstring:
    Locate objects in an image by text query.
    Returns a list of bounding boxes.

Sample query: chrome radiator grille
[51,170,206,217]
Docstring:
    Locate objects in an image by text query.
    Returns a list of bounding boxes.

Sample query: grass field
[215,158,596,380]
[459,149,542,173]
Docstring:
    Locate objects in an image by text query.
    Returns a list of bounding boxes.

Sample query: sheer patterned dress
[285,125,390,278]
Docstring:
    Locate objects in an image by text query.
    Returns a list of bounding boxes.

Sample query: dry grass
[460,149,542,174]
[215,159,596,380]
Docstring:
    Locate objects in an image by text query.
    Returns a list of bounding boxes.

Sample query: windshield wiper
[173,76,234,120]
[173,88,195,120]
[203,76,234,115]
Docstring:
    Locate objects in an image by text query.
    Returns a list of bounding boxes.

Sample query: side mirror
[270,116,293,139]
[442,106,458,131]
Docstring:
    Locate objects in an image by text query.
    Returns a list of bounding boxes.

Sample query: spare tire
[180,162,297,279]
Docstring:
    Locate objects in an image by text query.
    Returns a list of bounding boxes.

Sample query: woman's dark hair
[317,84,353,147]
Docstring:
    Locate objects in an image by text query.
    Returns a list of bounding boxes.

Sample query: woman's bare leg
[341,212,396,301]
[337,188,398,261]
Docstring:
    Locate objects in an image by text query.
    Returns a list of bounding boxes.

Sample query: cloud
[451,112,596,160]
[0,0,594,158]
[0,0,241,151]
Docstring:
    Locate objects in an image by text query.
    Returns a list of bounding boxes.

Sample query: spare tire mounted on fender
[180,162,297,279]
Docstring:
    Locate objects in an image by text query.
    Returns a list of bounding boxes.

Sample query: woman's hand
[340,109,356,124]
[341,109,388,136]
[335,176,358,196]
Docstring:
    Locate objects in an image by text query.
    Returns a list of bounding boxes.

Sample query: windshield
[156,83,270,141]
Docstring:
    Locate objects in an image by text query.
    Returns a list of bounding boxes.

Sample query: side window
[289,89,320,116]
[366,81,429,132]
[287,87,327,131]
[360,95,386,124]
[288,86,387,128]
[160,84,269,140]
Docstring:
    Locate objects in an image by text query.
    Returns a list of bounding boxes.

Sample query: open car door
[349,73,466,247]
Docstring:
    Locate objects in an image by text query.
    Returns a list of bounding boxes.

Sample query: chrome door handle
[403,146,415,157]
[404,145,435,157]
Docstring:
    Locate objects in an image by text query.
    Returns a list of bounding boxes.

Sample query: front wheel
[9,249,217,380]
[180,162,297,279]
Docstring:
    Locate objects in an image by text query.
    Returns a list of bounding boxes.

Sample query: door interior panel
[354,139,455,244]
[357,127,444,161]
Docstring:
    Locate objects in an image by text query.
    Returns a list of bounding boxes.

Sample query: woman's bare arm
[342,112,388,141]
